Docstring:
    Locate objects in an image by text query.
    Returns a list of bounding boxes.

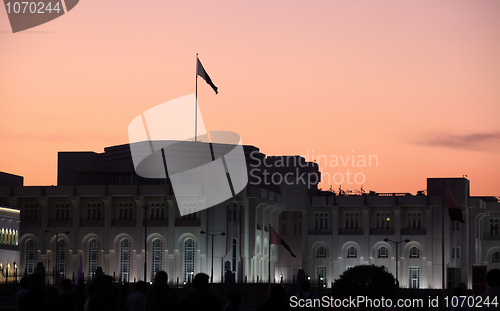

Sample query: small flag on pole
[269,224,296,258]
[197,57,218,94]
[443,183,465,223]
[75,254,83,285]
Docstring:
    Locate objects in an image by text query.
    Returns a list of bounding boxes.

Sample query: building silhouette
[0,144,498,289]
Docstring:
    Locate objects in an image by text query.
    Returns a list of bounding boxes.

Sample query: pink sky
[1,0,499,196]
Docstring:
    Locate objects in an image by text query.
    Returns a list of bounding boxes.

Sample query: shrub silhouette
[333,265,397,299]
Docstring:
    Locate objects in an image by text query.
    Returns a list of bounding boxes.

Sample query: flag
[74,255,86,310]
[197,57,218,94]
[443,183,465,223]
[269,224,296,258]
[75,254,83,285]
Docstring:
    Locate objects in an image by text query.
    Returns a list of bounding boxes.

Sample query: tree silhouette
[333,265,397,299]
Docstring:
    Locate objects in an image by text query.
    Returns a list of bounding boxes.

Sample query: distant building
[0,206,20,283]
[0,171,23,187]
[0,171,22,283]
[1,144,499,289]
[280,178,500,289]
[4,143,318,284]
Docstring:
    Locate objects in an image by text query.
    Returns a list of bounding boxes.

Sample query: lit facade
[1,144,499,289]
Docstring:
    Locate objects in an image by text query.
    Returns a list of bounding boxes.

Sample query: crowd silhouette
[13,269,500,311]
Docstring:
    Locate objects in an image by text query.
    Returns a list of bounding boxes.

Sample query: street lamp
[0,261,17,284]
[45,230,70,283]
[384,238,410,288]
[200,230,225,283]
[143,204,150,282]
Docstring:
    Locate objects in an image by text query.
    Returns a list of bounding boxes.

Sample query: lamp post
[142,205,150,282]
[45,230,70,284]
[0,262,16,284]
[13,261,17,284]
[384,238,410,288]
[200,231,225,283]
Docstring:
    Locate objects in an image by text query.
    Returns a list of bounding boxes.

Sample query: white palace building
[0,143,498,290]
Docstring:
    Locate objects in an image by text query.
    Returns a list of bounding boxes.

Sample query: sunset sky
[1,0,499,196]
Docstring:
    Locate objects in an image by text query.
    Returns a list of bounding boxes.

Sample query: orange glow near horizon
[1,1,499,196]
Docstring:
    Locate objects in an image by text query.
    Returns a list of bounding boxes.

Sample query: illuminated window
[184,239,194,283]
[120,239,130,282]
[492,252,500,263]
[409,247,419,258]
[378,246,388,258]
[316,266,326,283]
[317,247,327,258]
[409,267,420,288]
[347,246,357,258]
[26,239,36,274]
[151,239,162,280]
[88,239,98,279]
[57,239,67,279]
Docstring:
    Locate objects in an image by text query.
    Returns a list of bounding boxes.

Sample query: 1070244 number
[444,295,498,308]
[5,2,61,14]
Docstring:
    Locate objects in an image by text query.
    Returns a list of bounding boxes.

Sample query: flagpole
[268,224,271,294]
[442,182,446,303]
[195,53,198,142]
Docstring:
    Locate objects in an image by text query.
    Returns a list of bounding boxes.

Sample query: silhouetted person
[146,271,180,311]
[45,286,62,311]
[296,280,314,300]
[15,277,29,311]
[295,281,315,311]
[21,273,46,311]
[451,285,471,311]
[116,283,130,311]
[59,278,76,311]
[87,275,117,311]
[481,269,500,309]
[181,273,222,311]
[128,281,147,311]
[258,284,289,311]
[223,290,242,311]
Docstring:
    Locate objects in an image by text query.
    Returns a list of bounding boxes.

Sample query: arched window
[89,239,98,280]
[490,219,499,236]
[452,247,455,258]
[319,213,324,230]
[317,246,327,258]
[347,246,357,258]
[184,239,194,283]
[456,247,460,259]
[119,204,123,220]
[409,247,419,258]
[378,246,388,258]
[232,239,237,273]
[26,239,36,274]
[315,213,319,229]
[224,261,231,273]
[120,239,131,282]
[492,252,500,263]
[151,238,162,280]
[57,239,67,279]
